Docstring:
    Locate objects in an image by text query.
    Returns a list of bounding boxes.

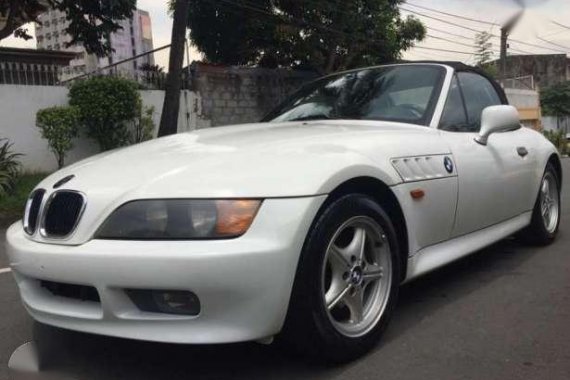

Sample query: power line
[404,1,499,27]
[401,6,483,33]
[536,36,570,51]
[426,26,474,41]
[401,6,568,54]
[426,34,475,49]
[551,20,570,31]
[413,45,474,56]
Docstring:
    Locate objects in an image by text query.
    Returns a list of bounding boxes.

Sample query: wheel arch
[320,176,409,282]
[548,153,563,189]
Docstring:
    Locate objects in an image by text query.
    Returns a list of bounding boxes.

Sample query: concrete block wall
[190,63,318,126]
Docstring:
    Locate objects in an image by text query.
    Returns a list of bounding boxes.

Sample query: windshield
[264,65,445,125]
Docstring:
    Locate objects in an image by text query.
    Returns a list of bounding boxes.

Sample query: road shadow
[28,234,553,380]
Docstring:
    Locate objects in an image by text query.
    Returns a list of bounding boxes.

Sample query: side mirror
[475,105,521,145]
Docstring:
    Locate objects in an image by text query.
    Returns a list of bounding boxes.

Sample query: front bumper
[6,196,325,344]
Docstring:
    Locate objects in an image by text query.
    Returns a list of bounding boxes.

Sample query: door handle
[517,147,528,157]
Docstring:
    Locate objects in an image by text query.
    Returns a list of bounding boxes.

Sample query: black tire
[280,194,401,364]
[517,163,561,245]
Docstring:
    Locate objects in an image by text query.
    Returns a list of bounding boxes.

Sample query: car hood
[40,120,450,200]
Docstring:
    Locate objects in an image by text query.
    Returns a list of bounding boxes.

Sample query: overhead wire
[404,1,499,27]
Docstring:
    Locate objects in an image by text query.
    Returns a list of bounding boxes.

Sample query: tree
[540,81,570,131]
[182,0,426,73]
[69,76,142,151]
[158,0,190,137]
[0,0,136,57]
[36,106,80,168]
[474,31,497,78]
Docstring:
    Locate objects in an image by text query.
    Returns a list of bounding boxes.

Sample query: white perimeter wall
[0,85,209,173]
[505,88,540,109]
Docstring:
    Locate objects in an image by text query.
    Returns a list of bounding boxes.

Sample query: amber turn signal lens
[410,189,425,199]
[215,200,262,237]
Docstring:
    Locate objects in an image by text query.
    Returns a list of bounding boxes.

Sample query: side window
[457,72,502,132]
[439,76,468,131]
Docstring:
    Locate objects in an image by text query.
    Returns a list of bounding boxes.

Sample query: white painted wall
[0,85,209,173]
[542,116,570,132]
[505,88,540,109]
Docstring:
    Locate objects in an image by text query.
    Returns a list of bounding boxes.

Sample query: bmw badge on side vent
[444,156,454,174]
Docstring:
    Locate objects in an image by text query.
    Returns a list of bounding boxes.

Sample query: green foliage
[540,82,570,117]
[131,106,156,144]
[0,173,48,224]
[180,0,426,73]
[543,129,568,155]
[69,76,142,151]
[475,32,493,66]
[0,138,23,199]
[0,0,136,57]
[36,106,80,169]
[474,32,498,78]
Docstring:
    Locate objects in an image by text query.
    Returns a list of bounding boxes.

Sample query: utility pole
[500,10,523,83]
[158,0,191,137]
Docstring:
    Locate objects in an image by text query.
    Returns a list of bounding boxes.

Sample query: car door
[438,71,536,238]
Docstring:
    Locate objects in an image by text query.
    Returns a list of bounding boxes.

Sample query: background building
[35,8,154,80]
[490,54,570,90]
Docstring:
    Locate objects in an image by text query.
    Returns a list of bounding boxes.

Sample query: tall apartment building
[35,9,154,80]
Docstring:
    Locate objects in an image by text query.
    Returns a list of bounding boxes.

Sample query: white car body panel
[29,120,451,246]
[405,211,532,281]
[441,127,541,237]
[7,196,326,343]
[5,63,561,344]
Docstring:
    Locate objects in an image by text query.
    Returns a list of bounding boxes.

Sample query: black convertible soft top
[405,61,509,105]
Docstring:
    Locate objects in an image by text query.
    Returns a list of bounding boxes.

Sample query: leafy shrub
[69,76,142,151]
[36,106,80,168]
[0,138,23,198]
[543,129,568,155]
[131,106,155,144]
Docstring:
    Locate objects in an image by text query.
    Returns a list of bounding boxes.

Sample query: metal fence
[503,75,535,90]
[0,62,61,86]
[0,44,193,89]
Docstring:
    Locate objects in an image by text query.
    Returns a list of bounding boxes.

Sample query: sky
[1,0,570,69]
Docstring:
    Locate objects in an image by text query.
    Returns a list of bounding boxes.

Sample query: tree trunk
[158,0,191,137]
[57,153,64,169]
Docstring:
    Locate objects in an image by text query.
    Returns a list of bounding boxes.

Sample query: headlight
[95,199,262,239]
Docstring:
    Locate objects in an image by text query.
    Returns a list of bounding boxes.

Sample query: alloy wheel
[540,172,560,234]
[321,216,392,338]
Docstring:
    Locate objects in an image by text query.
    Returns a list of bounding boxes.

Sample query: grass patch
[0,173,49,226]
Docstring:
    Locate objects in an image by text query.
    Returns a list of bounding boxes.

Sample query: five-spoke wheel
[282,194,399,363]
[322,217,392,337]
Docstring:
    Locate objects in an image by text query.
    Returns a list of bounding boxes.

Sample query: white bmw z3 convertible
[6,62,562,362]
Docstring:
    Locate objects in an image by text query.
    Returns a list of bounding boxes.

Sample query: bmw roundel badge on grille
[53,175,75,189]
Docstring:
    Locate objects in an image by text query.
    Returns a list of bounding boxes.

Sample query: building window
[44,21,50,27]
[54,44,60,50]
[47,45,53,50]
[46,33,51,40]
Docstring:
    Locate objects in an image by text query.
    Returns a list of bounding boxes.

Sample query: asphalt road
[1,160,569,380]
